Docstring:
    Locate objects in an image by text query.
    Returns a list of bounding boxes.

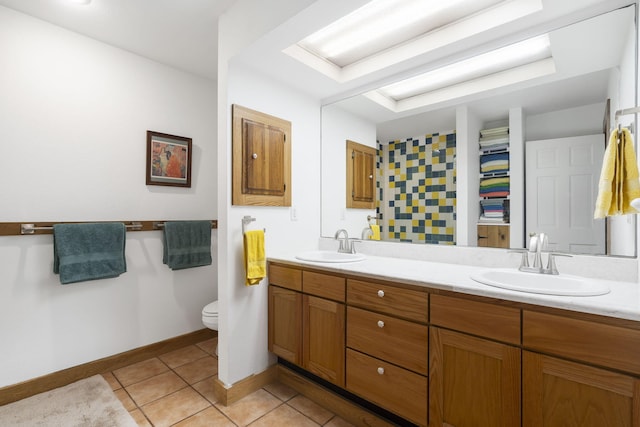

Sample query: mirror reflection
[321,5,637,257]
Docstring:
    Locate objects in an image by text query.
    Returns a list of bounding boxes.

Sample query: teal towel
[53,223,127,284]
[163,221,212,270]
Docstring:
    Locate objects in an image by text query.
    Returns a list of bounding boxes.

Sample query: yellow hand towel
[594,128,640,218]
[243,230,265,286]
[369,224,380,240]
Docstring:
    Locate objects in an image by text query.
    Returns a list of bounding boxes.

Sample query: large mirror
[321,4,637,257]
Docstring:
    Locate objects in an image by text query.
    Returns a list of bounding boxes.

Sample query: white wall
[217,61,321,386]
[321,103,377,239]
[0,6,218,387]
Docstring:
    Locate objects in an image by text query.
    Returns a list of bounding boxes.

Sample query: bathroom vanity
[267,256,640,427]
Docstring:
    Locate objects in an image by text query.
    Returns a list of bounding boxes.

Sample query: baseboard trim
[276,364,395,427]
[0,328,217,406]
[213,364,278,406]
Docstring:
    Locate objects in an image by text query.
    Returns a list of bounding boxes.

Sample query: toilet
[201,300,219,355]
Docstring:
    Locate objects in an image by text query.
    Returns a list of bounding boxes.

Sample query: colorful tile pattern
[378,132,456,244]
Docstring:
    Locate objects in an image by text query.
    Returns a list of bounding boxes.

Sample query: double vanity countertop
[267,252,640,322]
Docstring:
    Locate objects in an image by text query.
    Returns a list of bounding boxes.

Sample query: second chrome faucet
[512,232,571,275]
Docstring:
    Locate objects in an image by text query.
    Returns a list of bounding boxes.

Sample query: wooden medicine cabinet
[346,140,375,209]
[232,104,291,206]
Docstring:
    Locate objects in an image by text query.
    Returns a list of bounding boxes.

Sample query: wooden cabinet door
[303,295,345,387]
[477,225,509,248]
[268,285,302,364]
[346,140,376,209]
[523,351,640,427]
[429,327,521,427]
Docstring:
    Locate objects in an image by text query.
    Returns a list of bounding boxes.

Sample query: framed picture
[146,130,192,187]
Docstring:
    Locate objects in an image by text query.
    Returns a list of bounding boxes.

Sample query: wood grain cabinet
[346,140,376,209]
[346,278,429,426]
[268,264,346,387]
[429,295,521,427]
[477,224,510,248]
[523,310,640,426]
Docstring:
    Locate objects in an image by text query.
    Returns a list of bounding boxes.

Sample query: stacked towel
[53,223,126,284]
[480,152,509,174]
[480,176,510,198]
[479,126,509,151]
[163,221,212,270]
[244,230,265,286]
[594,128,640,218]
[480,199,506,223]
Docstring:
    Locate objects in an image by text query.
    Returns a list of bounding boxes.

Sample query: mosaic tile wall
[377,132,456,244]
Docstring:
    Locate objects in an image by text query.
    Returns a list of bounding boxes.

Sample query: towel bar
[0,220,218,236]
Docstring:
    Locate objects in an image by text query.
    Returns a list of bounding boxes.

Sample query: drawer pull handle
[377,320,385,328]
[377,290,385,298]
[377,367,385,375]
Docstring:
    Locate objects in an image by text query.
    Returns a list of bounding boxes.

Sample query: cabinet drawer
[523,310,640,375]
[268,264,302,291]
[347,279,428,323]
[431,294,521,345]
[347,307,427,375]
[346,349,427,427]
[303,271,345,302]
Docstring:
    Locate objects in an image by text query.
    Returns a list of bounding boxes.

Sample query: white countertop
[268,253,640,322]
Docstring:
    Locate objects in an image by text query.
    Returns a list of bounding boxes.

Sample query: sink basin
[470,268,610,296]
[295,251,366,263]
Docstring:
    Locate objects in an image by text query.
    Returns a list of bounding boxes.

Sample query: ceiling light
[67,0,92,5]
[286,0,543,82]
[365,34,555,112]
[379,34,551,100]
[299,0,504,67]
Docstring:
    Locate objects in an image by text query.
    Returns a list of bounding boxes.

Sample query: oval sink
[295,251,366,263]
[470,268,610,296]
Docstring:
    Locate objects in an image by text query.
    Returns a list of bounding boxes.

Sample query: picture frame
[146,130,192,187]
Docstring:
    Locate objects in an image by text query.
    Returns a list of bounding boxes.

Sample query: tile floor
[102,338,355,427]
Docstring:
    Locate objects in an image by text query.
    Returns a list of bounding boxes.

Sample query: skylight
[284,0,543,82]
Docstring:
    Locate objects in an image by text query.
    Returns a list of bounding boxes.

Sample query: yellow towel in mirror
[594,128,640,218]
[369,224,380,240]
[244,230,265,286]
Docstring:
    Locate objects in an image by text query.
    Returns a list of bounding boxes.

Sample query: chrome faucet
[512,232,571,275]
[335,229,355,253]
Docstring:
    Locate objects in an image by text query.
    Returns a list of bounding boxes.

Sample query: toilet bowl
[202,300,219,355]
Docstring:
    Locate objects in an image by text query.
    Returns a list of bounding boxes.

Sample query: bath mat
[0,375,137,426]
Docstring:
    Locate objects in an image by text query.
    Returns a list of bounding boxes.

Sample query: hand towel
[594,128,640,218]
[163,221,212,270]
[53,223,126,284]
[244,230,265,286]
[369,224,381,240]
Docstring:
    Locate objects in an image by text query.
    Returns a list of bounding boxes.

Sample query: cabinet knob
[252,153,258,159]
[369,175,373,179]
[377,290,384,298]
[377,367,385,375]
[377,320,385,328]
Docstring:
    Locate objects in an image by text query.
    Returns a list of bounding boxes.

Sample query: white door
[525,134,605,254]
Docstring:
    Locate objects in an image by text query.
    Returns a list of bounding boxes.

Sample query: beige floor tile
[126,370,188,406]
[101,372,122,390]
[248,404,319,427]
[196,338,218,356]
[173,406,236,427]
[159,345,208,369]
[216,389,282,426]
[114,388,137,412]
[263,382,298,402]
[113,358,169,387]
[324,416,356,427]
[192,376,219,404]
[174,355,218,384]
[129,408,153,427]
[287,395,334,425]
[142,387,211,427]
